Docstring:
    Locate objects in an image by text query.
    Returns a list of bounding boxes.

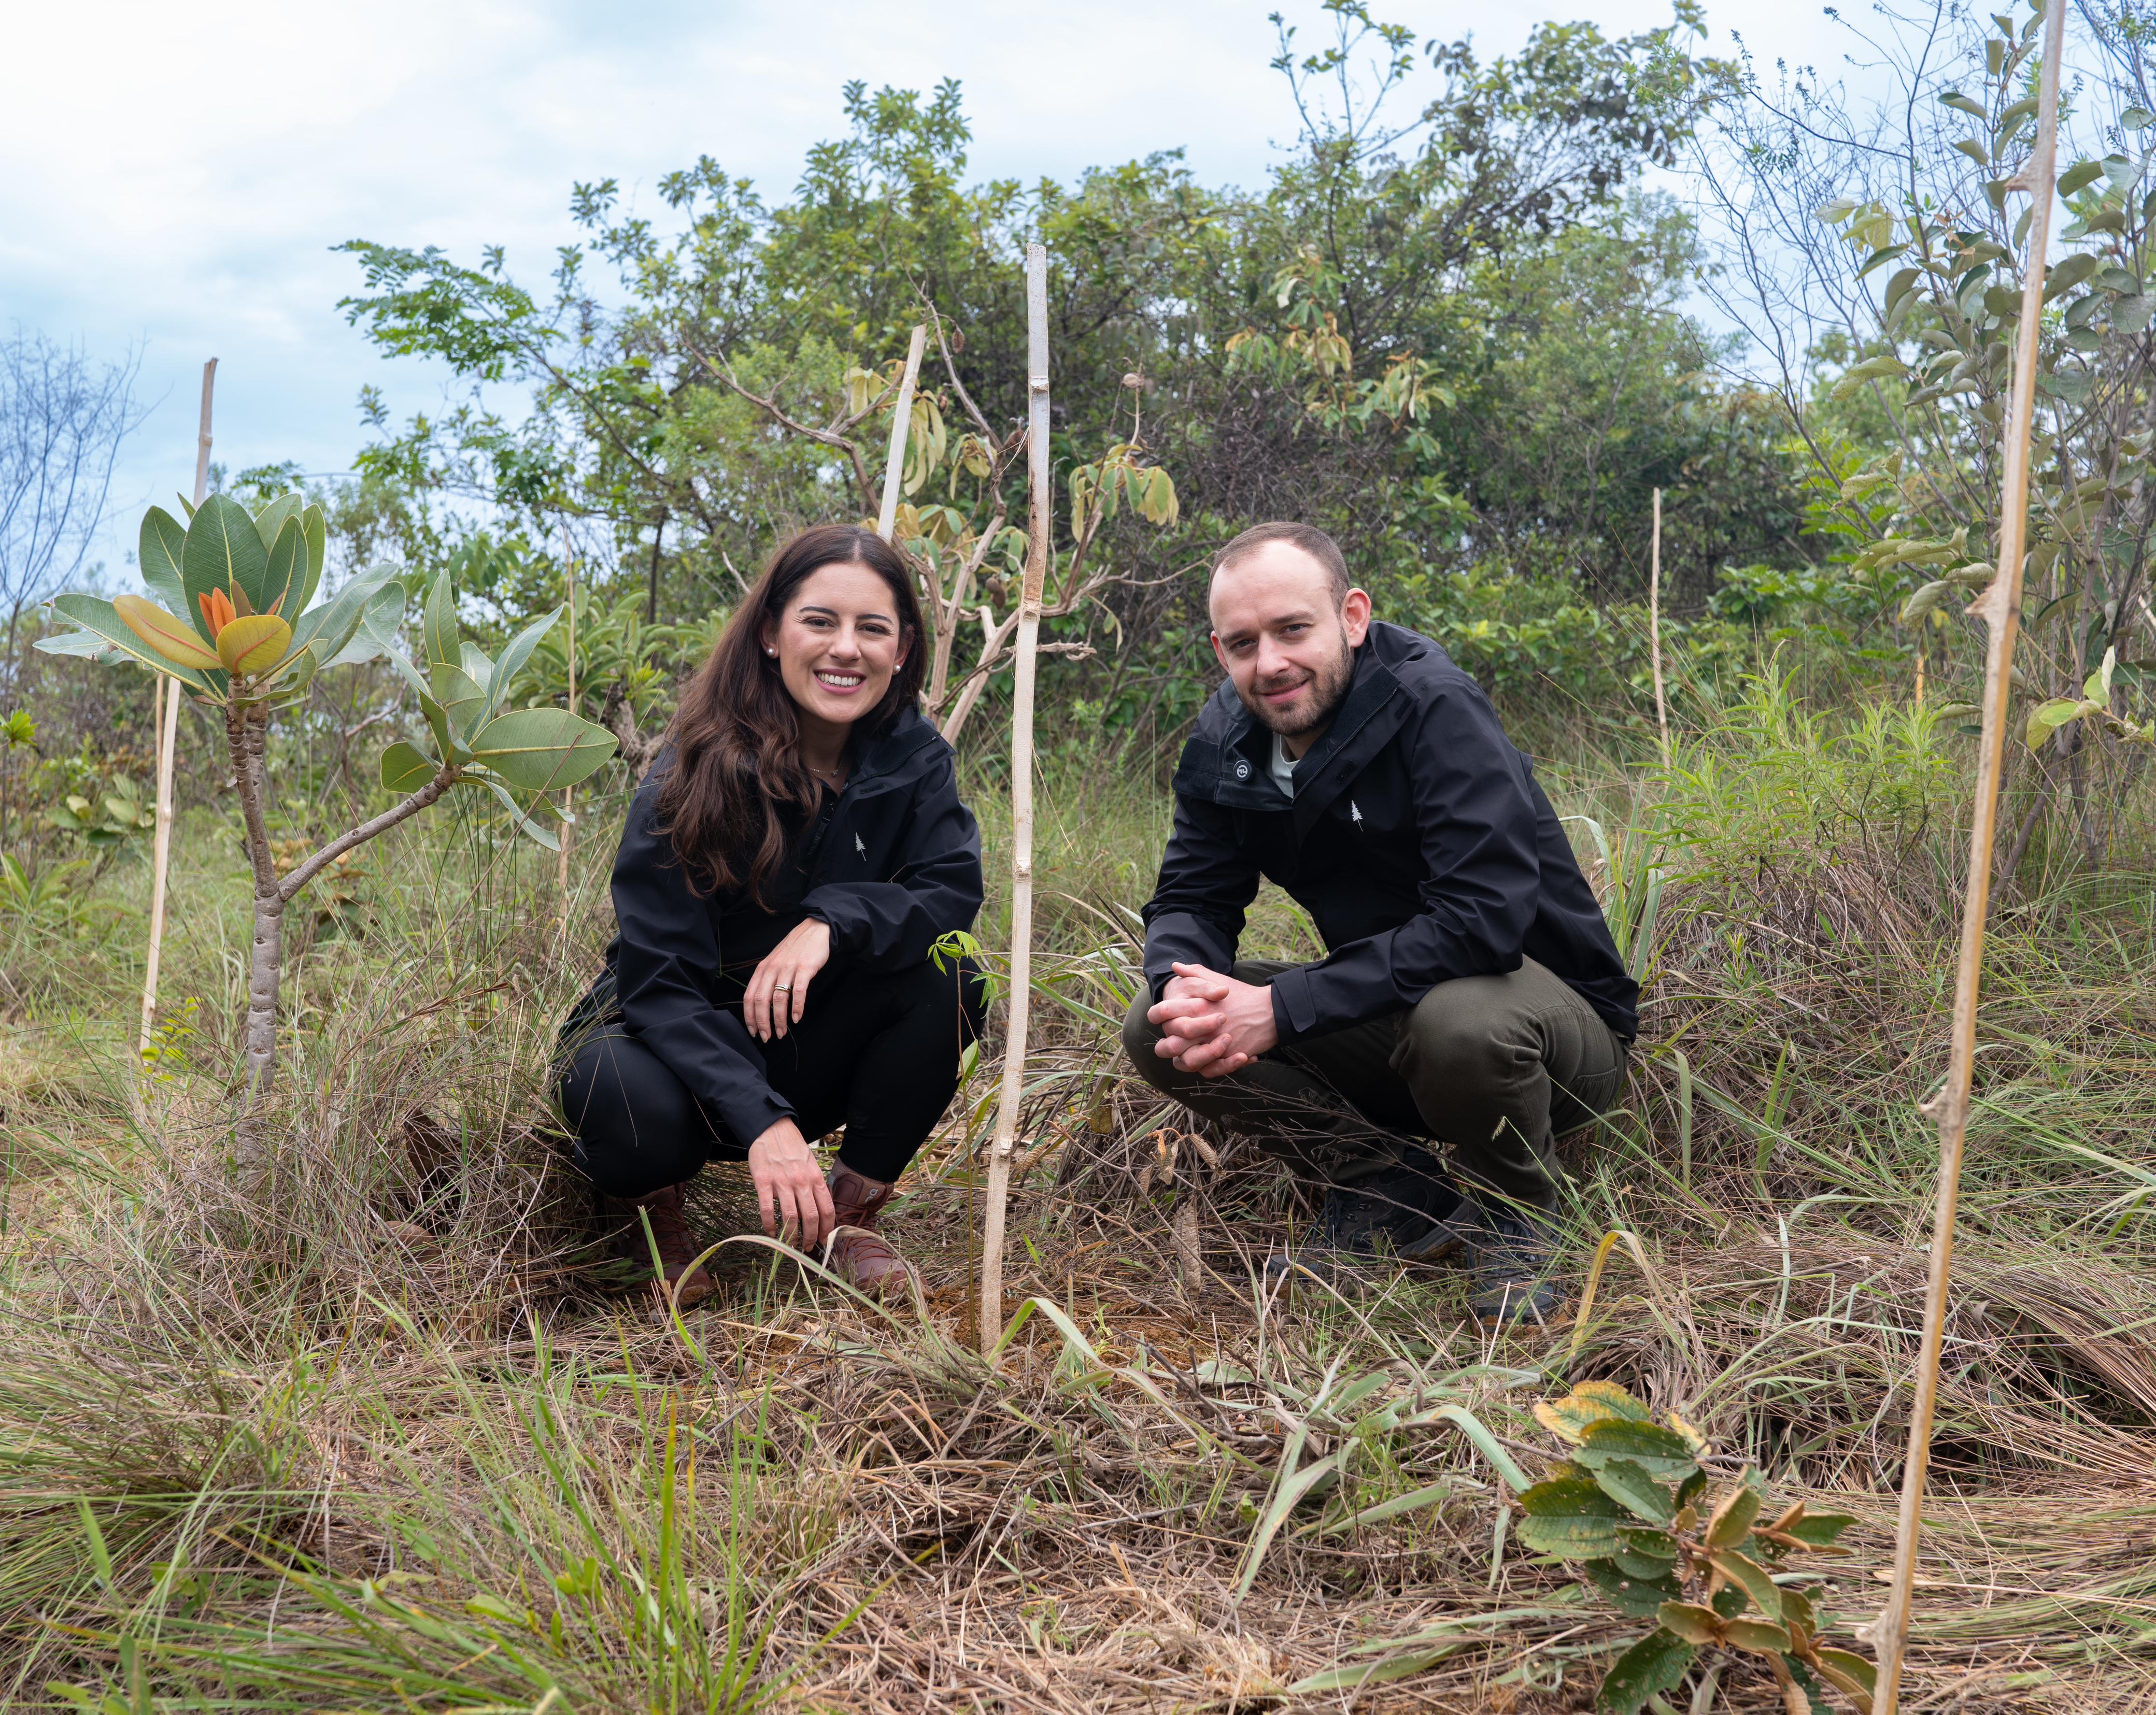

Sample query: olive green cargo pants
[1120,957,1628,1210]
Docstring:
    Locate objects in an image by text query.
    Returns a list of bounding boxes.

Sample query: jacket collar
[845,706,940,792]
[1188,631,1412,826]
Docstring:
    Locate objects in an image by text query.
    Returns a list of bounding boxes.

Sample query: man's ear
[1209,630,1230,675]
[1340,587,1373,647]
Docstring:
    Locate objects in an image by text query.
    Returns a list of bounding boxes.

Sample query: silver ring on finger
[774,983,792,993]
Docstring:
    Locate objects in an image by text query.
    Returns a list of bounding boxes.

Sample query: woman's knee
[887,953,987,1044]
[559,1033,710,1196]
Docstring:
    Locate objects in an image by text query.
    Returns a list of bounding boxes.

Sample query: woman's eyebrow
[796,603,894,624]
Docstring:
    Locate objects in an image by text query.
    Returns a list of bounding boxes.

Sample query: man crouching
[1122,523,1639,1322]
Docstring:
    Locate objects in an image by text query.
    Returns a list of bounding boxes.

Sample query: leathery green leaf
[1596,1628,1697,1714]
[465,707,617,791]
[1707,1548,1781,1622]
[1591,1459,1675,1525]
[1576,1419,1700,1483]
[381,741,440,793]
[138,506,192,623]
[1581,1558,1680,1620]
[183,493,271,614]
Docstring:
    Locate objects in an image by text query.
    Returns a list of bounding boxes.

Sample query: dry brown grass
[2,719,2154,1712]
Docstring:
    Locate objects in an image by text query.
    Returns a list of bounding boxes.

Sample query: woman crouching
[558,523,984,1305]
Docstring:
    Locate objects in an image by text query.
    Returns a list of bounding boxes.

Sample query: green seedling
[1519,1380,1869,1713]
[36,490,615,1169]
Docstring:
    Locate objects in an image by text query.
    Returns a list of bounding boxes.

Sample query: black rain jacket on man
[588,706,983,1148]
[1142,622,1639,1043]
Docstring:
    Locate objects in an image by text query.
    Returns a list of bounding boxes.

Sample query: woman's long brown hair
[655,523,924,904]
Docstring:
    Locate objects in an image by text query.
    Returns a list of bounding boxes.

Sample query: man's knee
[1398,974,1537,1094]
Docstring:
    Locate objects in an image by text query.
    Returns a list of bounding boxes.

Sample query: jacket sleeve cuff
[712,1082,796,1150]
[798,890,860,951]
[1268,963,1318,1044]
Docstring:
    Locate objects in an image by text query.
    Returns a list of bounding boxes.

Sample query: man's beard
[1241,640,1355,739]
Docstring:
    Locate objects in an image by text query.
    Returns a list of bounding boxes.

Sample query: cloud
[1,0,1849,576]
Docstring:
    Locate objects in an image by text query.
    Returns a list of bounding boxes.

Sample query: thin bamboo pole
[140,358,215,1057]
[1648,487,1669,769]
[876,324,929,543]
[978,247,1049,1355]
[1870,6,2066,1707]
[558,535,576,941]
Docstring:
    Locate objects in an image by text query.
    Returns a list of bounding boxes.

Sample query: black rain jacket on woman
[1142,621,1639,1042]
[585,705,983,1149]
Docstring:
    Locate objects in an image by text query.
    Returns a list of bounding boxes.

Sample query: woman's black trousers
[558,957,985,1197]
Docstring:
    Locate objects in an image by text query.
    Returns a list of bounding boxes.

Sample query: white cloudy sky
[3,0,1860,576]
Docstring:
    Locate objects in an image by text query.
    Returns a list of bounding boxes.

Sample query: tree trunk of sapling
[228,696,286,1176]
[223,683,461,1179]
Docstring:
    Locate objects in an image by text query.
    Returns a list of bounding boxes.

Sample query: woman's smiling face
[762,559,907,731]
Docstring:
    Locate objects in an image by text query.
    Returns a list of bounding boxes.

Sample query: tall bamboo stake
[1648,487,1670,769]
[876,324,929,542]
[140,358,216,1057]
[1870,6,2066,1707]
[558,535,576,941]
[978,246,1049,1355]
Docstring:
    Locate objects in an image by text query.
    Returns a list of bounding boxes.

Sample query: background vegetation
[1,0,2153,1709]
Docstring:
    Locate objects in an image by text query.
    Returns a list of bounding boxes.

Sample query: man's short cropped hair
[1213,521,1351,604]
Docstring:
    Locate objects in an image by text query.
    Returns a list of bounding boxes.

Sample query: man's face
[1209,541,1372,744]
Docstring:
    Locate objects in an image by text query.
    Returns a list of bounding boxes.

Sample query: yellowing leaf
[1707,1548,1782,1622]
[1705,1482,1763,1551]
[1656,1600,1722,1645]
[113,594,222,670]
[216,614,294,676]
[1721,1617,1791,1655]
[1811,1646,1879,1703]
[1531,1381,1651,1445]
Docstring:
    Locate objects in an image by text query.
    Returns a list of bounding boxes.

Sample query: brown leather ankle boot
[824,1166,919,1298]
[614,1181,715,1309]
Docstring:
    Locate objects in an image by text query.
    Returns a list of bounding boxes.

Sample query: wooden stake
[558,534,576,941]
[978,247,1049,1355]
[1870,6,2066,1707]
[1649,487,1670,770]
[140,358,215,1057]
[876,324,929,543]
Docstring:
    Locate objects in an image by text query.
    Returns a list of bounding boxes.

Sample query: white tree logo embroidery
[1350,801,1364,828]
[855,833,867,860]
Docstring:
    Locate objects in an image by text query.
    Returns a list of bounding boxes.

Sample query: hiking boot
[604,1181,716,1309]
[824,1166,920,1299]
[1465,1204,1562,1325]
[1265,1147,1465,1290]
